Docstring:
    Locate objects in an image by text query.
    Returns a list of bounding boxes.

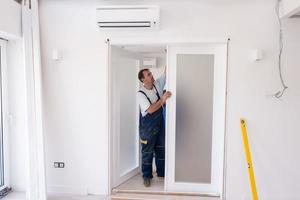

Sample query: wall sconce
[52,49,61,61]
[252,49,264,61]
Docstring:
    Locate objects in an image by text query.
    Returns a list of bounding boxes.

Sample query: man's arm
[146,91,171,114]
[157,67,166,90]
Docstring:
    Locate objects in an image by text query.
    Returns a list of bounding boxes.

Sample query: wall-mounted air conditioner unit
[96,5,160,28]
[289,10,300,18]
[280,0,300,19]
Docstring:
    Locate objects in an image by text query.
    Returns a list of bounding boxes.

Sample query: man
[137,68,172,187]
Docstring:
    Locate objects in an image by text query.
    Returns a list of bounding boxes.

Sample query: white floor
[115,174,164,192]
[2,191,220,200]
[48,194,106,200]
[1,192,107,200]
[3,177,220,200]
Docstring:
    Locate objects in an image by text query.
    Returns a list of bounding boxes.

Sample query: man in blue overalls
[137,68,171,187]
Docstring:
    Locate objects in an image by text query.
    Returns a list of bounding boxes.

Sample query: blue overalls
[138,85,165,179]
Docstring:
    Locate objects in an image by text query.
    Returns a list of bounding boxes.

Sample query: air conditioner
[289,10,300,18]
[96,5,160,28]
[279,0,300,19]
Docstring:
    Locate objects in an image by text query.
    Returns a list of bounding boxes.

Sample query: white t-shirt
[137,75,166,117]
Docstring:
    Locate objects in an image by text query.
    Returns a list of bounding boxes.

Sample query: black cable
[273,0,288,99]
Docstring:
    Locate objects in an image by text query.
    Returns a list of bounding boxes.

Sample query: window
[0,39,8,193]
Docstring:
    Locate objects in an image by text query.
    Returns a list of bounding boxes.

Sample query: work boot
[143,178,151,187]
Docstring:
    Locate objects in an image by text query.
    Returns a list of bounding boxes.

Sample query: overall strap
[138,90,151,123]
[138,90,152,104]
[153,85,161,100]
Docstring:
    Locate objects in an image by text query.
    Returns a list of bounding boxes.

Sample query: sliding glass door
[165,44,227,195]
[0,40,6,191]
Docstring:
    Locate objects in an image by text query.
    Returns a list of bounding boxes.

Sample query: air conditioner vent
[98,21,152,28]
[290,10,300,18]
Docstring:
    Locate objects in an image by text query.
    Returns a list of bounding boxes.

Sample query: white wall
[39,0,300,199]
[39,0,109,195]
[0,0,21,38]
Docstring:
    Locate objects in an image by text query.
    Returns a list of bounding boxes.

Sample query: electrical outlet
[59,162,65,168]
[54,162,65,168]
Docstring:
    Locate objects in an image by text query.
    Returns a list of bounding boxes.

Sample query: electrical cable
[273,0,288,98]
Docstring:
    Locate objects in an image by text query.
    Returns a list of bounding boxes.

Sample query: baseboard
[9,184,26,192]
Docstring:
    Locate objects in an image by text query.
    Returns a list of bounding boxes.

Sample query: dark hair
[138,68,149,83]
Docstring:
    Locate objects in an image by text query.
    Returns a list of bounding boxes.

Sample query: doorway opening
[108,39,228,198]
[109,44,167,193]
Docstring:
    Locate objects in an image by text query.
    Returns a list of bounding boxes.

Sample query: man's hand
[162,91,172,103]
[146,91,172,114]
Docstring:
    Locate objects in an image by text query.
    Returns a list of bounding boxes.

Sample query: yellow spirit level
[240,118,259,200]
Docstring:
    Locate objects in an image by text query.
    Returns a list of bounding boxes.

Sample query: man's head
[138,69,154,85]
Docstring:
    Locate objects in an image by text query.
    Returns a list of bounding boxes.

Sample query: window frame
[0,39,10,192]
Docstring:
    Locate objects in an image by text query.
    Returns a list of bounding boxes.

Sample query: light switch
[54,162,59,168]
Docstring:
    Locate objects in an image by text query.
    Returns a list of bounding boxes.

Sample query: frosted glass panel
[175,54,214,183]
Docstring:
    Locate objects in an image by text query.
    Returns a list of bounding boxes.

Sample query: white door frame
[106,37,229,198]
[166,44,227,196]
[107,41,142,192]
[0,39,10,191]
[22,1,47,199]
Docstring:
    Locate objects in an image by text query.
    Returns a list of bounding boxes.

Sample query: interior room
[0,0,300,200]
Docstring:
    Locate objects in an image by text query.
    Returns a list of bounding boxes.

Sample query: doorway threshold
[111,192,220,200]
[112,174,220,198]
